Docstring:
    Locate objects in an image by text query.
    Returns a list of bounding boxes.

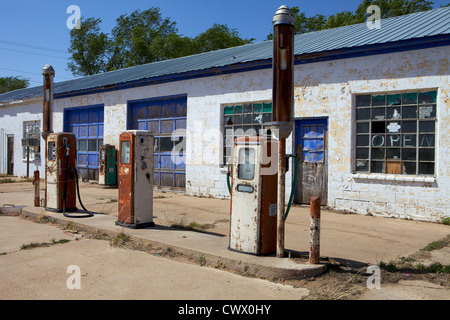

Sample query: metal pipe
[309,196,321,264]
[272,5,294,258]
[272,5,294,140]
[42,64,55,208]
[33,170,40,207]
[42,64,55,138]
[276,137,286,257]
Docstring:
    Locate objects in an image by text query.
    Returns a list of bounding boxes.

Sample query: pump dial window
[121,141,131,164]
[237,147,255,180]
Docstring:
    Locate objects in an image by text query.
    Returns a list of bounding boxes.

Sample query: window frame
[222,101,272,166]
[353,90,437,176]
[22,120,41,161]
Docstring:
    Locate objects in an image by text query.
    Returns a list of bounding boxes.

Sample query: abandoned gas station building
[0,7,449,222]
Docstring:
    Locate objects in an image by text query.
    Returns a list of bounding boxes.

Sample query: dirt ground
[0,177,449,300]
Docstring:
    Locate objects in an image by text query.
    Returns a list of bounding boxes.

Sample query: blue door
[128,96,186,189]
[294,118,328,205]
[64,106,104,180]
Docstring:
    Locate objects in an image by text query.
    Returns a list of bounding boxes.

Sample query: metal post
[272,5,294,258]
[26,146,30,178]
[33,170,40,207]
[42,64,55,208]
[276,137,286,257]
[309,196,321,264]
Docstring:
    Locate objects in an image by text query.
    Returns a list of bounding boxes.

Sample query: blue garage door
[64,106,104,180]
[129,96,186,189]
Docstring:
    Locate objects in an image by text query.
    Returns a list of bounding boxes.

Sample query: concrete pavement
[1,179,449,281]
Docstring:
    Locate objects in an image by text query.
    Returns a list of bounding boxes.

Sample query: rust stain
[437,58,449,75]
[118,131,134,224]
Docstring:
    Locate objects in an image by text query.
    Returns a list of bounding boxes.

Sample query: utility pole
[42,64,55,208]
[272,5,294,258]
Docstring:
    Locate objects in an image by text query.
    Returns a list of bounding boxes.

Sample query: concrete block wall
[1,45,448,221]
[291,46,449,222]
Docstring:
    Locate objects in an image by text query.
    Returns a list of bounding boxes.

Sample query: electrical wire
[0,47,67,60]
[0,39,68,54]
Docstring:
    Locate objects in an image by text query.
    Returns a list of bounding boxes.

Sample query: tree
[194,24,254,53]
[109,8,179,68]
[267,0,436,38]
[0,76,29,94]
[67,17,110,76]
[67,7,254,76]
[354,0,433,19]
[291,7,328,34]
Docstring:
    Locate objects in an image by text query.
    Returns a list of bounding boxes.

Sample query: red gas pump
[116,130,155,228]
[45,133,77,212]
[45,132,93,218]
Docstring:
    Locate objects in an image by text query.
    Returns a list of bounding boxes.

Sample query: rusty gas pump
[45,133,78,212]
[45,132,93,218]
[228,136,278,255]
[99,144,117,186]
[116,131,155,228]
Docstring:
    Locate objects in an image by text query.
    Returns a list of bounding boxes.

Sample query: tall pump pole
[42,64,55,138]
[42,64,55,208]
[272,6,294,258]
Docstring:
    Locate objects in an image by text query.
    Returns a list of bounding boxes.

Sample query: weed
[441,217,450,226]
[21,242,40,250]
[379,260,398,272]
[198,254,206,266]
[422,239,448,252]
[37,213,54,224]
[0,178,15,184]
[187,221,213,231]
[424,262,450,274]
[111,232,130,246]
[50,238,70,245]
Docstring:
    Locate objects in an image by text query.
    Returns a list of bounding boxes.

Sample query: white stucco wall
[0,45,448,221]
[0,98,43,176]
[292,46,449,222]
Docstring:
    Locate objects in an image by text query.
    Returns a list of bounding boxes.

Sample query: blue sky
[0,0,448,87]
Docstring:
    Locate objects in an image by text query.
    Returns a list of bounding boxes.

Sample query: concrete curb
[21,208,327,281]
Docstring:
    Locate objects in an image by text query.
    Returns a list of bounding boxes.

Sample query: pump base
[227,246,275,257]
[115,220,155,229]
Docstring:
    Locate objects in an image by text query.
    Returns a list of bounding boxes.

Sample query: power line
[0,47,68,60]
[0,39,68,54]
[0,67,73,80]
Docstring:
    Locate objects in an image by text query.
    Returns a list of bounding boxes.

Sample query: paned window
[354,91,436,175]
[23,120,41,160]
[223,102,272,165]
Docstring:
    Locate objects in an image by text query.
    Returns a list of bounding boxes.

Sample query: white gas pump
[116,130,155,228]
[229,136,278,255]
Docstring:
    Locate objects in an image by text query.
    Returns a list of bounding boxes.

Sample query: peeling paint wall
[292,47,449,222]
[0,45,448,222]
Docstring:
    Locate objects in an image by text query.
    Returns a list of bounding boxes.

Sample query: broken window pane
[418,91,436,104]
[402,92,417,105]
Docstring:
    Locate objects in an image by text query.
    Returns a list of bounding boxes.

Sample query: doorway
[294,118,328,205]
[7,135,14,175]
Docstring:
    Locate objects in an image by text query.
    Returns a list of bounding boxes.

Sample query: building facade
[1,8,449,222]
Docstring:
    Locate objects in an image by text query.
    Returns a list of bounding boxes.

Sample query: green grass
[20,238,71,250]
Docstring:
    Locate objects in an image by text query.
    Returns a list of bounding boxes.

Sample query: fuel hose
[62,148,94,218]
